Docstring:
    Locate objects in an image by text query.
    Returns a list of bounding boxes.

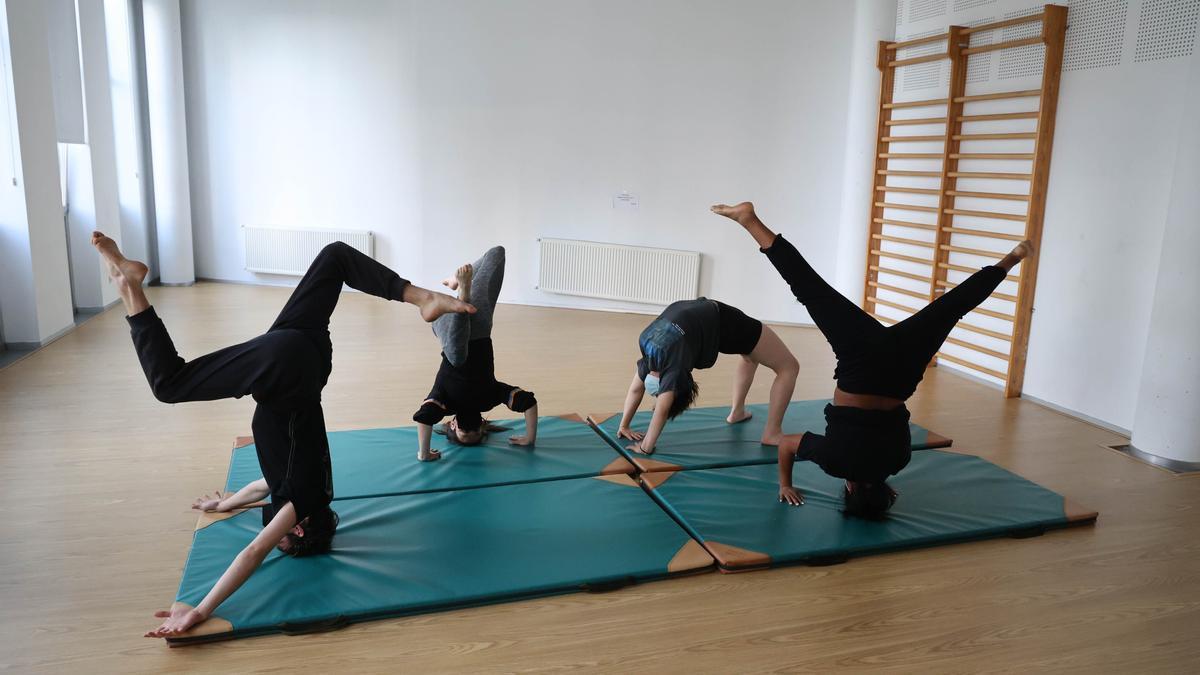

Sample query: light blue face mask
[644,373,662,397]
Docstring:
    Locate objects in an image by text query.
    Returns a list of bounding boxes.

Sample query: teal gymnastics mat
[642,450,1097,572]
[169,474,712,644]
[588,400,952,473]
[224,414,634,499]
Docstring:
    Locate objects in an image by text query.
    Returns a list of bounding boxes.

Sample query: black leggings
[126,242,409,520]
[762,234,1006,400]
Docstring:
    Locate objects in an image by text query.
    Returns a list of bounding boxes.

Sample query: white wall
[181,0,1198,433]
[1131,46,1200,464]
[893,0,1199,431]
[182,0,858,325]
[835,1,897,300]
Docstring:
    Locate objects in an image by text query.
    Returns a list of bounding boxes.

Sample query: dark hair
[281,507,340,557]
[437,418,511,446]
[666,377,700,420]
[842,482,897,521]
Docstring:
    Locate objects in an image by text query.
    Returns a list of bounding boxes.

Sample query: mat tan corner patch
[600,456,638,475]
[586,412,616,426]
[556,413,586,424]
[593,473,640,488]
[233,435,255,449]
[704,541,772,570]
[922,431,953,448]
[667,539,714,573]
[164,602,233,640]
[1063,498,1099,524]
[638,471,680,489]
[633,457,683,474]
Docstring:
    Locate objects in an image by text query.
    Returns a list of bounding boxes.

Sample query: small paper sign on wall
[612,192,639,210]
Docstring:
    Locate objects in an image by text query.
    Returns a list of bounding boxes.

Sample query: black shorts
[715,301,763,355]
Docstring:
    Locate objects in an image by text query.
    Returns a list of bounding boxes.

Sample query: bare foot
[91,231,148,290]
[441,263,474,292]
[997,239,1035,272]
[454,264,472,302]
[710,201,757,226]
[416,289,475,322]
[760,432,783,447]
[726,410,753,425]
[1010,239,1035,261]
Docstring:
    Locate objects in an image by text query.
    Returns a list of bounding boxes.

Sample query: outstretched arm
[510,403,538,447]
[632,390,673,454]
[777,436,805,506]
[193,479,270,512]
[417,421,441,462]
[146,502,299,637]
[617,371,647,443]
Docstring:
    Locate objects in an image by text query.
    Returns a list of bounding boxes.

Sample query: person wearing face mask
[412,246,539,459]
[616,293,800,455]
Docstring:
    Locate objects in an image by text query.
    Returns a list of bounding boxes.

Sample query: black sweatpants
[762,234,1006,400]
[126,242,410,522]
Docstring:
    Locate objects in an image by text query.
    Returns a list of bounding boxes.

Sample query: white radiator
[243,226,374,275]
[537,237,701,306]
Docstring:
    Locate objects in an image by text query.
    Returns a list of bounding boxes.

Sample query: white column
[0,0,74,345]
[142,0,193,284]
[104,0,154,273]
[833,0,896,302]
[1129,52,1200,466]
[63,0,125,310]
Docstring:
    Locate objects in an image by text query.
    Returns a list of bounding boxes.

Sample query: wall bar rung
[885,117,948,126]
[883,98,949,109]
[954,321,1014,342]
[872,249,934,265]
[876,202,939,212]
[939,261,1020,282]
[880,153,945,159]
[876,185,942,195]
[936,351,1009,379]
[946,190,1031,201]
[943,225,1026,241]
[970,305,1018,322]
[886,34,949,51]
[950,153,1035,160]
[874,297,921,314]
[954,89,1041,103]
[873,233,936,248]
[945,208,1027,221]
[949,171,1032,180]
[953,133,1038,141]
[874,217,939,230]
[882,135,948,142]
[939,278,1019,301]
[889,52,950,68]
[871,265,933,283]
[958,112,1039,122]
[940,243,1008,258]
[869,280,932,300]
[877,169,943,176]
[944,335,1011,361]
[962,36,1044,56]
[961,13,1045,35]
